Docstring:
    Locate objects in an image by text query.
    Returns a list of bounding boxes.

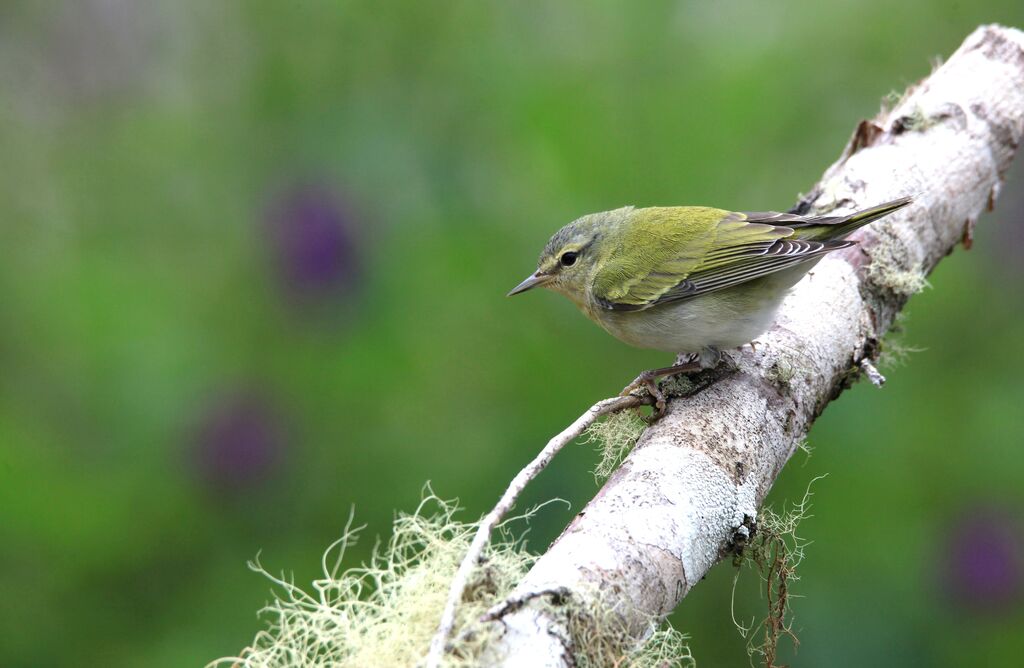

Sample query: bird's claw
[620,369,682,422]
[648,388,667,422]
[620,358,706,421]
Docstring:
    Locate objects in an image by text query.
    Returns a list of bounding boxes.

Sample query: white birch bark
[488,24,1024,667]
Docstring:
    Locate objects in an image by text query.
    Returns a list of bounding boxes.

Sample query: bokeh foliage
[1,2,1023,666]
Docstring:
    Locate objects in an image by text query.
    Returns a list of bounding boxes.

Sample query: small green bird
[509,196,912,411]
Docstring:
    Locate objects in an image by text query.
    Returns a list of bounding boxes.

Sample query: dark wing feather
[742,210,853,226]
[600,236,850,311]
[650,238,850,304]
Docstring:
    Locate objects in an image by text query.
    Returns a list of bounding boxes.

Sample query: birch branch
[424,394,644,667]
[484,24,1024,667]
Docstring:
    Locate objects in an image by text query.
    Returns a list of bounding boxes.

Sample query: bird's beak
[507,271,551,296]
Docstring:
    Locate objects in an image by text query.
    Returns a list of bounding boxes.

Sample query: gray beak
[507,271,551,296]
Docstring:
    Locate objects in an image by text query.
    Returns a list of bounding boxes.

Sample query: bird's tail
[797,196,914,240]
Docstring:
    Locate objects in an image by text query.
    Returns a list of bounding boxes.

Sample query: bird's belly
[593,274,801,353]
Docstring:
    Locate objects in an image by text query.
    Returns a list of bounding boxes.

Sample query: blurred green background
[2,2,1023,666]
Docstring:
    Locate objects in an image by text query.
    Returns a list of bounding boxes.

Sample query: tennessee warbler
[509,197,912,411]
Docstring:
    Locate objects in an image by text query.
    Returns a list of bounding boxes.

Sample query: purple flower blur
[942,506,1023,612]
[266,183,362,303]
[192,392,285,491]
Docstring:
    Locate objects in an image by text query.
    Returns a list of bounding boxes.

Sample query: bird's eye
[560,251,578,267]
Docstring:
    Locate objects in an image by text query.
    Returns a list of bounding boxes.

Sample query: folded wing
[594,209,848,311]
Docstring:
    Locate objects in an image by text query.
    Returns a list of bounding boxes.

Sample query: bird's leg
[620,347,730,420]
[697,346,723,369]
[620,359,703,420]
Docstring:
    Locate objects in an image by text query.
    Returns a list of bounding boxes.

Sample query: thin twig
[481,587,572,623]
[424,394,643,667]
[859,359,886,387]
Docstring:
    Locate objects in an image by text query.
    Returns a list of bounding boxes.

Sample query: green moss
[732,477,824,668]
[208,494,536,668]
[535,586,695,668]
[796,438,813,463]
[865,222,931,297]
[765,358,797,387]
[892,105,939,133]
[210,488,697,667]
[881,89,906,111]
[878,315,926,370]
[583,408,647,481]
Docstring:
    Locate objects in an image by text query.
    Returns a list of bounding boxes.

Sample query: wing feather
[594,207,851,311]
[668,240,849,297]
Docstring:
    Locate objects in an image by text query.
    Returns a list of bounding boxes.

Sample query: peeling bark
[488,24,1024,667]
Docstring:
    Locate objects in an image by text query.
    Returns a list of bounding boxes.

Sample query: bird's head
[507,207,633,306]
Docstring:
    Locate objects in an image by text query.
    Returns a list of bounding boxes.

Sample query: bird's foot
[696,346,723,369]
[620,360,703,421]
